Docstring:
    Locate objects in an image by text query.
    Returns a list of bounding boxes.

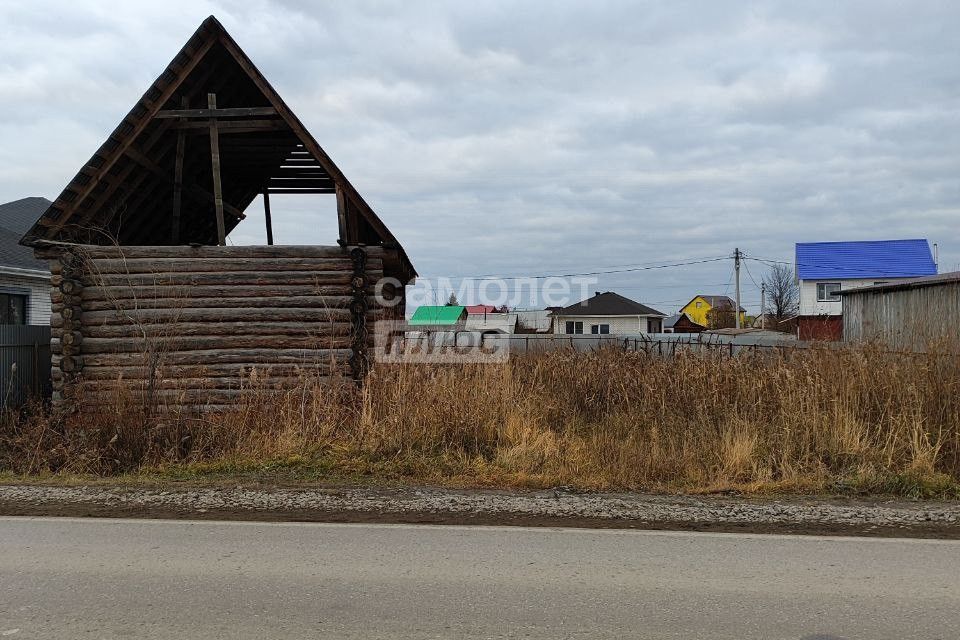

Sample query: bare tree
[707,304,736,329]
[763,263,799,327]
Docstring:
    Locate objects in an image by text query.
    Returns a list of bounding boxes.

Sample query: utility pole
[734,248,742,329]
[760,282,766,330]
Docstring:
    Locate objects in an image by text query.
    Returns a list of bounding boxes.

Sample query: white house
[0,198,53,326]
[795,239,937,340]
[551,291,665,335]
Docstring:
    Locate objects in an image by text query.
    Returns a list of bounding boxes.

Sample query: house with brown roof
[679,295,746,328]
[662,312,705,334]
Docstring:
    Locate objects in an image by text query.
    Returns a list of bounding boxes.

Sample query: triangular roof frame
[21,15,415,281]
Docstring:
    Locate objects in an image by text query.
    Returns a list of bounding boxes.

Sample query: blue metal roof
[795,239,936,280]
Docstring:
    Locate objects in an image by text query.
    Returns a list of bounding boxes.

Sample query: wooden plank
[172,120,290,132]
[80,360,348,380]
[79,270,381,287]
[83,256,362,273]
[154,106,278,118]
[79,376,345,391]
[78,295,370,311]
[83,320,353,339]
[79,334,354,354]
[334,184,349,244]
[267,180,335,189]
[81,347,352,367]
[52,243,365,258]
[278,158,322,165]
[208,93,226,246]
[80,285,363,302]
[171,96,188,243]
[271,169,331,177]
[260,188,335,194]
[263,190,274,245]
[80,307,353,325]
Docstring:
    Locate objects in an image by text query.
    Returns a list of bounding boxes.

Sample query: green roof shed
[408,305,466,326]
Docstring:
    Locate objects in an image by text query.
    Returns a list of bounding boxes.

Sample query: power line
[742,258,762,291]
[425,256,731,281]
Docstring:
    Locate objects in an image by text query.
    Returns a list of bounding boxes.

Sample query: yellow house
[680,295,746,328]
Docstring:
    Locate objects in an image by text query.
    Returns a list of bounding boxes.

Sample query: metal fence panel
[0,324,52,408]
[499,332,807,356]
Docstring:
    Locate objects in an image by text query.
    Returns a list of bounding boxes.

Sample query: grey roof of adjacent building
[0,197,51,236]
[691,294,746,313]
[663,312,699,328]
[0,198,51,272]
[838,271,960,295]
[555,292,665,317]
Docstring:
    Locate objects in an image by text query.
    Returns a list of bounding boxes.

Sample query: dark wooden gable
[21,15,415,282]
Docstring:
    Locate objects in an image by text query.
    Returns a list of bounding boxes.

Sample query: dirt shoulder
[2,483,959,538]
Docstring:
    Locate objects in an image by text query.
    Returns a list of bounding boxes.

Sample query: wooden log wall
[38,244,393,410]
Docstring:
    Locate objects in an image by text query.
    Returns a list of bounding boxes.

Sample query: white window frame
[816,282,841,302]
[590,323,610,335]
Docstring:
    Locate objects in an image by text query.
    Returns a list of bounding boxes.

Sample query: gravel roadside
[1,484,958,538]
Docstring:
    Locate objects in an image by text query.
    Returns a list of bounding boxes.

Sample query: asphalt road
[1,517,958,639]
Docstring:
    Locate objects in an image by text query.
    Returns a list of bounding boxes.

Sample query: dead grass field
[2,346,959,497]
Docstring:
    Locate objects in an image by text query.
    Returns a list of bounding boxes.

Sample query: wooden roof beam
[155,106,277,118]
[171,119,289,133]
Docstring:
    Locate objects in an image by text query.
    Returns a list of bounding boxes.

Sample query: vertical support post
[171,96,187,244]
[208,93,226,246]
[263,189,274,245]
[734,247,742,329]
[760,282,766,330]
[335,184,349,246]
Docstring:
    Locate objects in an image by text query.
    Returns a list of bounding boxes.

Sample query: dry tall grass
[3,346,959,496]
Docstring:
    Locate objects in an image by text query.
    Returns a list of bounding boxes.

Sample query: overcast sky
[1,1,958,312]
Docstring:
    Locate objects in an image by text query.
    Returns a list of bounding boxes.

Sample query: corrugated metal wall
[843,281,960,349]
[0,324,52,408]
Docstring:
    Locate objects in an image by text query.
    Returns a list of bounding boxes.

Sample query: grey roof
[0,198,51,272]
[556,292,665,317]
[663,313,694,328]
[690,294,746,313]
[0,197,51,236]
[838,271,960,295]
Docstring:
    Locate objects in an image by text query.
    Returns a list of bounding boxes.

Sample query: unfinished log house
[19,16,416,410]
